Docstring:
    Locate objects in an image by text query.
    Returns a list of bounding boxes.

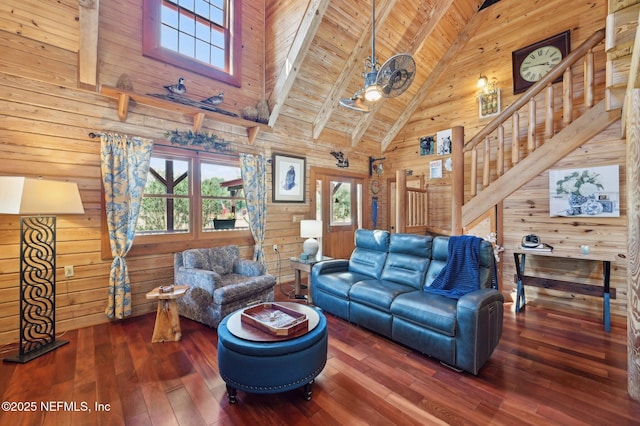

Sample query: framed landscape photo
[272,153,306,203]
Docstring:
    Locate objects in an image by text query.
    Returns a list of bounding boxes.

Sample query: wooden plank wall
[383,0,631,323]
[0,0,377,347]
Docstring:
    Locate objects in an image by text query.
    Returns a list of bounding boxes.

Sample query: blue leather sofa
[311,229,504,375]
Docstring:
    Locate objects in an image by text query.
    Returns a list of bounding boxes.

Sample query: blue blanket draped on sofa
[424,235,483,299]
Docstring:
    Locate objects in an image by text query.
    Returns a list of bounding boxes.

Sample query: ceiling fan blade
[339,97,370,112]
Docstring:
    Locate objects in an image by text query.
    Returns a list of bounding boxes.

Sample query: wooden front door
[311,168,365,260]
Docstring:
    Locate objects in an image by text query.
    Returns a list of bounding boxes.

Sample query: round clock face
[519,46,562,83]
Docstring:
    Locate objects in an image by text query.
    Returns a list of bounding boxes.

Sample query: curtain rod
[87,132,270,161]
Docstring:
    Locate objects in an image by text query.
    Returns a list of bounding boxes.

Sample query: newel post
[627,89,640,401]
[451,126,464,235]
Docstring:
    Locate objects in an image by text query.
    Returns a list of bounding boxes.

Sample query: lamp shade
[0,177,85,214]
[300,220,322,238]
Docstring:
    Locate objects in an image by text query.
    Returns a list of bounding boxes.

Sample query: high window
[143,0,242,86]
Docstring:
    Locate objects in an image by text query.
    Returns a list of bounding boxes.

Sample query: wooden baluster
[483,137,490,188]
[563,67,573,124]
[471,148,477,196]
[512,112,520,165]
[528,98,536,151]
[545,85,554,138]
[584,48,594,108]
[497,125,504,177]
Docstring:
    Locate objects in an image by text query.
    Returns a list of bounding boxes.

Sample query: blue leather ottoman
[217,303,328,403]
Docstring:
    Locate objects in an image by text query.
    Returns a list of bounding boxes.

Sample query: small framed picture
[272,153,306,203]
[479,88,501,119]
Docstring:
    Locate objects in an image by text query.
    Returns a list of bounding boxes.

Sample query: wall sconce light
[477,74,489,90]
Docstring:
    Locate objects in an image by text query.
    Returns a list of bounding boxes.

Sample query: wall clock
[512,30,570,94]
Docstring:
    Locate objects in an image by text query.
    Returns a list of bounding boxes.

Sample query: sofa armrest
[311,259,350,276]
[457,288,504,312]
[454,288,504,374]
[233,259,265,276]
[175,267,222,290]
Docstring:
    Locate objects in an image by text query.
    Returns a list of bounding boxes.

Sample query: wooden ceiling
[264,0,492,151]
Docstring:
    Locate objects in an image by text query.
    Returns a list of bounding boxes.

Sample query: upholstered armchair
[174,245,276,328]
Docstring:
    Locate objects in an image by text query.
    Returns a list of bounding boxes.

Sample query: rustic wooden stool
[145,285,189,343]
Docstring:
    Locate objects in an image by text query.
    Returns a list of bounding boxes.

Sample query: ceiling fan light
[364,84,382,102]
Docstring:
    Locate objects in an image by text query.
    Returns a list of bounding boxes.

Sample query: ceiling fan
[339,0,416,113]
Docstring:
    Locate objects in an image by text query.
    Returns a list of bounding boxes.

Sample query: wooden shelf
[100,86,270,144]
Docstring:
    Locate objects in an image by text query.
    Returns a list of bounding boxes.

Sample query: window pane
[200,162,248,232]
[210,4,223,25]
[195,0,209,18]
[178,32,195,57]
[195,20,210,41]
[161,5,179,28]
[138,157,190,235]
[179,11,195,34]
[161,25,179,50]
[331,181,352,225]
[178,0,195,10]
[195,39,210,63]
[211,45,224,68]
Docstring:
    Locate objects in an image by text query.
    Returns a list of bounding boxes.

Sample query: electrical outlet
[64,265,74,278]
[273,244,278,252]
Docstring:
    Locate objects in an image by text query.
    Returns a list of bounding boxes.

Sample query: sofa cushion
[348,230,390,279]
[313,271,370,298]
[380,234,432,289]
[349,279,415,312]
[390,291,457,337]
[425,236,449,287]
[209,245,240,275]
[183,249,213,271]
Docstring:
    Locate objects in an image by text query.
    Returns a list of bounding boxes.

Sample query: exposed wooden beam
[311,0,398,140]
[379,0,485,151]
[350,0,458,148]
[267,0,331,128]
[78,0,100,89]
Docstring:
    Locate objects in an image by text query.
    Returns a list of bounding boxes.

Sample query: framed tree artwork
[272,153,306,203]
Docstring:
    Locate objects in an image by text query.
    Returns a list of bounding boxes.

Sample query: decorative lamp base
[303,238,319,257]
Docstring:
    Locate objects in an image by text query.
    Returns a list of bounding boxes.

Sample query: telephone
[521,234,540,248]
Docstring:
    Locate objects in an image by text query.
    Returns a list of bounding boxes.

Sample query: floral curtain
[240,153,268,269]
[100,133,153,319]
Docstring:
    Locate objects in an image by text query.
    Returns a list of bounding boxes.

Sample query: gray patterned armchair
[174,245,276,328]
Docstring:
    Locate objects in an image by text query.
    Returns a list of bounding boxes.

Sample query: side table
[145,285,189,342]
[290,256,331,303]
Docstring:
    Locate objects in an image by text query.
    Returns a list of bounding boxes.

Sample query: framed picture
[436,128,452,156]
[272,153,306,203]
[479,88,501,119]
[549,165,619,217]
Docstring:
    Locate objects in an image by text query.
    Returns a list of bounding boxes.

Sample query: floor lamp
[0,177,85,363]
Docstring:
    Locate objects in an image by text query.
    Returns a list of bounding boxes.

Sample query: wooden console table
[513,249,616,332]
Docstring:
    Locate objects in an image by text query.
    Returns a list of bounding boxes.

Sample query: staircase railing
[461,28,607,227]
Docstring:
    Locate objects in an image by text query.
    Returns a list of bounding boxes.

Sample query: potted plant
[213,212,236,230]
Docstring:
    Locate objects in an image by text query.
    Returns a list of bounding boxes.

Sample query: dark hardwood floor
[1,282,639,425]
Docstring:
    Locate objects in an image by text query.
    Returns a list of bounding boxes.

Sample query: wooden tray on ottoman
[241,303,309,336]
